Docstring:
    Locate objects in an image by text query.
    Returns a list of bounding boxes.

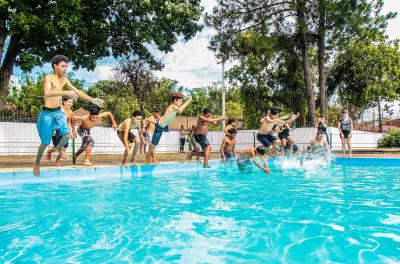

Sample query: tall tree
[205,0,319,124]
[313,0,396,117]
[115,56,159,113]
[328,40,400,132]
[0,0,203,108]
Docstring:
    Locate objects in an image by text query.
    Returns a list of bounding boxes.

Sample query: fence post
[253,131,256,147]
[72,138,75,164]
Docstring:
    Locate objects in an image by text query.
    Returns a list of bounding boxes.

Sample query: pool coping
[1,157,400,178]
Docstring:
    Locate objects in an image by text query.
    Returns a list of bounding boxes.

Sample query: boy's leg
[46,147,56,160]
[203,145,211,168]
[33,144,49,176]
[122,148,129,165]
[146,144,154,163]
[83,145,93,166]
[74,148,84,164]
[131,138,140,164]
[33,110,56,176]
[55,147,66,166]
[55,135,69,160]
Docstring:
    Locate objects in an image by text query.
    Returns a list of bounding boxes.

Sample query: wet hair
[255,146,267,155]
[132,110,142,117]
[227,118,235,125]
[342,109,348,114]
[171,92,184,102]
[51,55,69,69]
[317,131,324,136]
[227,128,237,135]
[62,96,73,102]
[154,108,160,113]
[203,108,211,115]
[89,105,101,115]
[270,108,280,116]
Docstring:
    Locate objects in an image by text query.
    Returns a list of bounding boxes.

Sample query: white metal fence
[0,122,384,155]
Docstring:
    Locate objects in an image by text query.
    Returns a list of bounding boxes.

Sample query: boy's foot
[203,165,211,168]
[33,165,40,177]
[130,159,136,165]
[122,163,127,166]
[83,161,94,166]
[55,161,62,166]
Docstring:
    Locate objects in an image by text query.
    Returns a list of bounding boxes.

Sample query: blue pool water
[0,158,399,263]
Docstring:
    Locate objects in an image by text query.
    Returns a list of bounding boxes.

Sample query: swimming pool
[0,158,399,263]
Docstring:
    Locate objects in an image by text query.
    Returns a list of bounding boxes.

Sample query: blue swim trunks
[151,123,169,146]
[36,107,70,145]
[256,133,279,148]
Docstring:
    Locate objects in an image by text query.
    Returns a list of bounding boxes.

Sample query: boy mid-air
[146,93,192,163]
[73,105,117,166]
[33,55,104,176]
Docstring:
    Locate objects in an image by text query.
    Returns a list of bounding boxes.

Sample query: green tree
[87,80,140,123]
[0,0,203,108]
[328,40,400,132]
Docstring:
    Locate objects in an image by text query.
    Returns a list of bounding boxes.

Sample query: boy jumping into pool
[117,110,145,166]
[146,93,192,163]
[237,146,271,174]
[194,108,226,168]
[73,105,118,166]
[257,108,299,149]
[221,127,237,162]
[33,55,104,176]
[144,108,160,163]
[46,96,76,165]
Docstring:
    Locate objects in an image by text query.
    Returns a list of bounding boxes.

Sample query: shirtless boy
[221,127,237,162]
[144,108,160,163]
[194,108,226,168]
[116,110,144,166]
[73,105,117,166]
[237,146,271,174]
[46,96,76,165]
[146,93,192,163]
[33,55,104,176]
[257,108,298,148]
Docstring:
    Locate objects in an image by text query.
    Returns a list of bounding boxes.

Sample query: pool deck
[0,151,399,172]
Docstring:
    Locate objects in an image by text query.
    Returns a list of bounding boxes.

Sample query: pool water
[0,158,399,263]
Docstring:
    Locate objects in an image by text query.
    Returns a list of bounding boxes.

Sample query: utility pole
[221,60,226,129]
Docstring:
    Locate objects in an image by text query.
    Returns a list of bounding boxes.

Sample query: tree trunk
[317,0,327,117]
[296,0,316,125]
[0,35,20,109]
[0,6,8,64]
[378,100,383,133]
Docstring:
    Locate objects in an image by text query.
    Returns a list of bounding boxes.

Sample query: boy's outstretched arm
[65,80,104,107]
[177,96,193,113]
[99,111,118,128]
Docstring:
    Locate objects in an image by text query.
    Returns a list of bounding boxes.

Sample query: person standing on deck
[33,55,104,176]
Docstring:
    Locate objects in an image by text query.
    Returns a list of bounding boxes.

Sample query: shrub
[378,129,400,148]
